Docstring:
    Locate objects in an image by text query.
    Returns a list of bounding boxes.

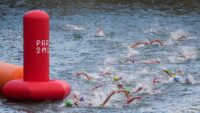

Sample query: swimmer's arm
[126,96,142,104]
[132,87,143,94]
[163,69,172,77]
[150,39,164,45]
[129,41,149,48]
[76,71,93,80]
[101,90,131,106]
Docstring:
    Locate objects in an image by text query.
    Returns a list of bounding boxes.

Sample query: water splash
[65,24,86,31]
[168,46,198,63]
[170,30,189,41]
[95,27,105,37]
[104,56,117,65]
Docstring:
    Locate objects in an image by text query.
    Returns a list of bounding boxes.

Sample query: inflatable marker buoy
[3,10,71,101]
[0,62,23,92]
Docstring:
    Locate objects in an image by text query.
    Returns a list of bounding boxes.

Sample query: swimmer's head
[171,73,176,78]
[113,76,119,81]
[64,99,74,107]
[117,84,124,89]
[79,97,84,101]
[124,87,131,94]
[176,70,185,76]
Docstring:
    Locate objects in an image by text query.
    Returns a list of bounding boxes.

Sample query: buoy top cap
[24,10,49,18]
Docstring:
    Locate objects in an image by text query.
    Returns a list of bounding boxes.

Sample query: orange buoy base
[0,62,23,92]
[3,80,71,101]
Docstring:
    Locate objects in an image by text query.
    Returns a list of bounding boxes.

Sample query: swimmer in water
[99,71,112,76]
[123,58,135,63]
[130,39,164,48]
[65,93,83,107]
[122,56,160,64]
[163,69,194,84]
[101,88,142,106]
[170,30,189,41]
[153,77,161,84]
[95,27,105,37]
[176,35,187,41]
[177,70,195,84]
[76,71,93,80]
[76,68,114,80]
[101,84,143,107]
[142,59,160,64]
[68,70,147,108]
[163,69,180,82]
[99,67,113,77]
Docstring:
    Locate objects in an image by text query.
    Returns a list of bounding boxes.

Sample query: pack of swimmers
[63,29,196,108]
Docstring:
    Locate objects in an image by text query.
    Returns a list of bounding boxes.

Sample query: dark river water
[0,0,200,113]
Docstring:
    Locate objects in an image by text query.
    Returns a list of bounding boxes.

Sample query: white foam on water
[99,66,115,75]
[127,48,140,57]
[168,46,198,63]
[168,56,178,63]
[104,56,117,65]
[164,39,175,45]
[143,26,165,35]
[91,91,107,106]
[169,105,200,113]
[178,46,198,60]
[91,73,103,79]
[141,68,149,75]
[72,90,82,96]
[65,24,86,31]
[134,67,150,75]
[117,73,137,84]
[90,84,119,107]
[134,82,154,95]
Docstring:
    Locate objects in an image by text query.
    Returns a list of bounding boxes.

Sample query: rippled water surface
[0,0,200,113]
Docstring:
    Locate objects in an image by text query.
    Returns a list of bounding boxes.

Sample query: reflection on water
[0,0,200,113]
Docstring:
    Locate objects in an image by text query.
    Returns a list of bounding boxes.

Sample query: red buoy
[24,10,49,82]
[3,10,71,101]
